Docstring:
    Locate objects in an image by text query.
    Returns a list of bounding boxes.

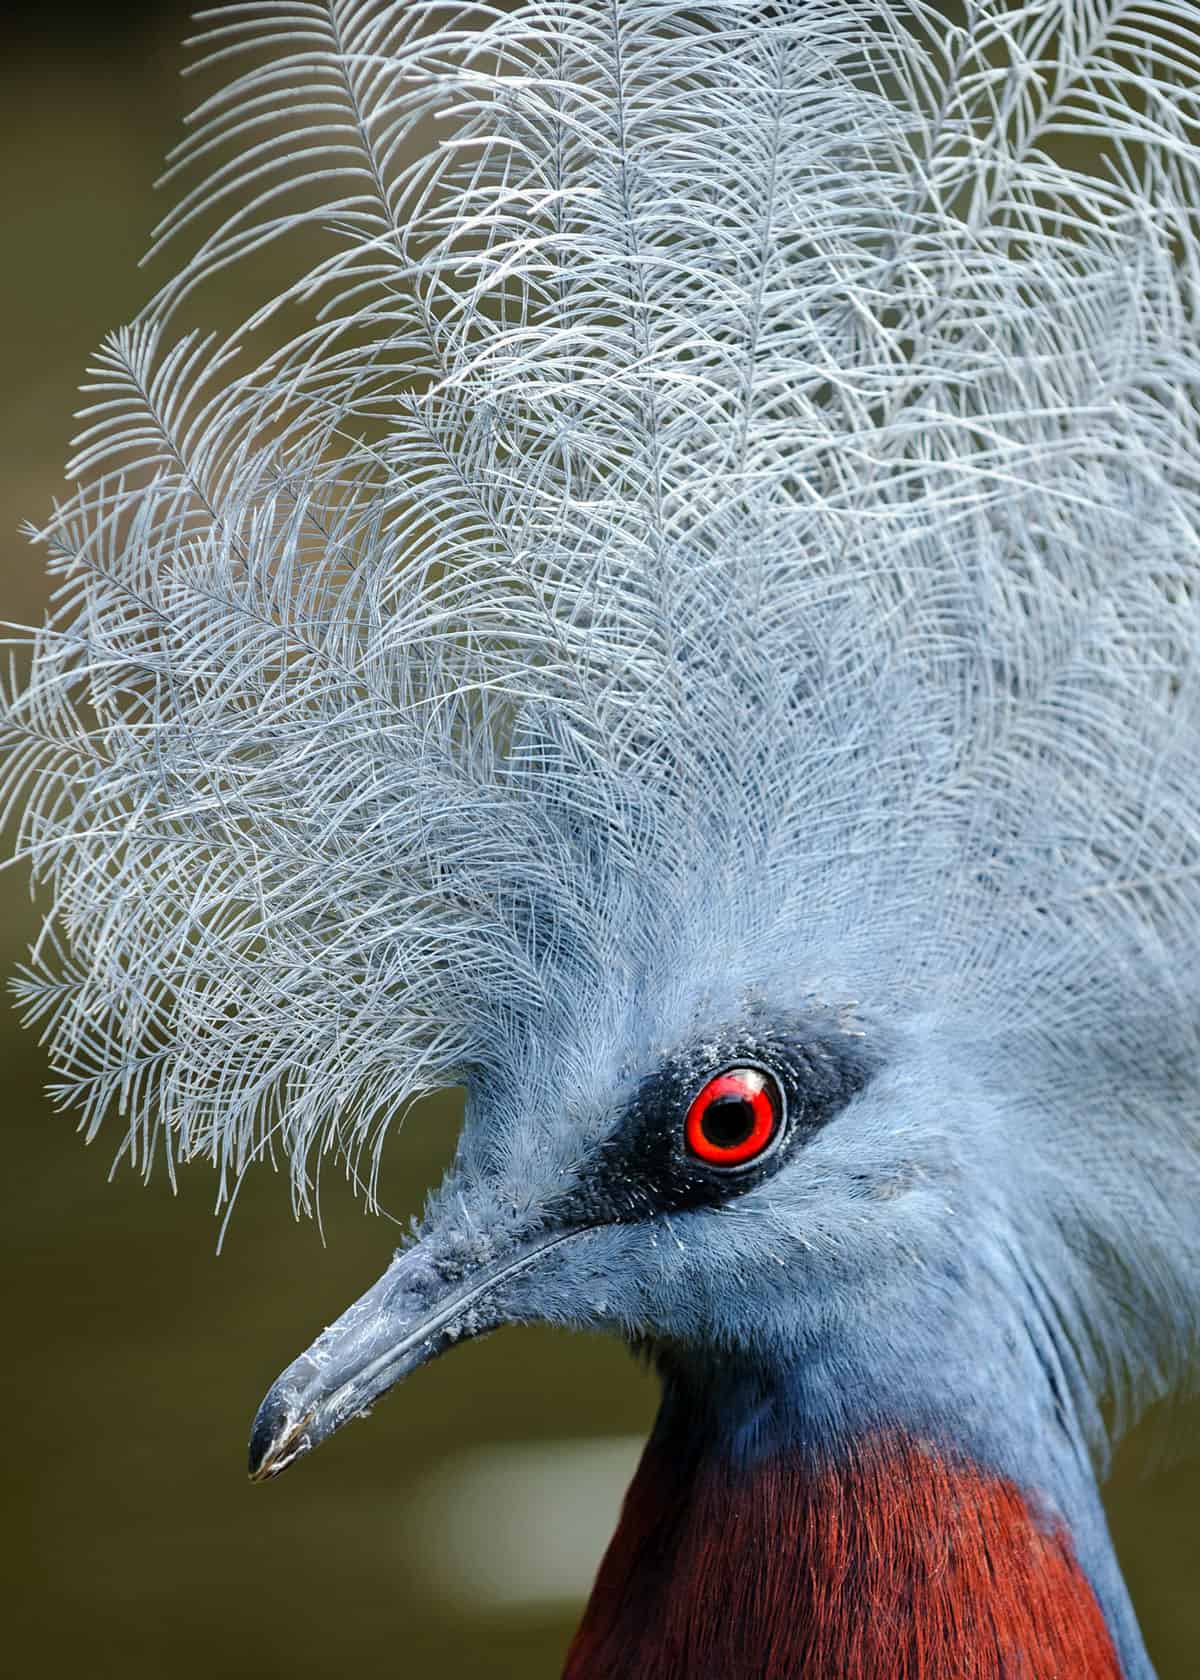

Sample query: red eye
[684,1066,782,1167]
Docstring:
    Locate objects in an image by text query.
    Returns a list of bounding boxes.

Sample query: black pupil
[700,1094,757,1151]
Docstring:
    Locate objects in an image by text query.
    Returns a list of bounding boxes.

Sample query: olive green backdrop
[2,8,1195,1676]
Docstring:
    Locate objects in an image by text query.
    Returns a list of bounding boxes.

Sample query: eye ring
[684,1065,783,1168]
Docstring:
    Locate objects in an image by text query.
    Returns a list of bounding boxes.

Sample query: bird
[5,0,1200,1674]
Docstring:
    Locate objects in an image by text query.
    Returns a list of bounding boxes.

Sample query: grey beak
[248,1228,575,1482]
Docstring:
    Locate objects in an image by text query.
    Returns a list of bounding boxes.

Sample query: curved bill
[248,1228,576,1482]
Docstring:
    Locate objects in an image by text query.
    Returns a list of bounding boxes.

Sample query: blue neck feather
[637,1253,1153,1678]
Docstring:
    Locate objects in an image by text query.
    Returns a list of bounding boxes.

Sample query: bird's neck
[564,1367,1127,1680]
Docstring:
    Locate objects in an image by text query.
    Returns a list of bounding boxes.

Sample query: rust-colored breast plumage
[563,1433,1122,1680]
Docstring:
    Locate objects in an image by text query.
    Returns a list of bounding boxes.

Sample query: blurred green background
[1,6,1196,1677]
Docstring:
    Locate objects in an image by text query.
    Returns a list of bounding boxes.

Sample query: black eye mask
[560,1013,885,1226]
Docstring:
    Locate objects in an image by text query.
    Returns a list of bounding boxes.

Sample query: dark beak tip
[247,1385,314,1483]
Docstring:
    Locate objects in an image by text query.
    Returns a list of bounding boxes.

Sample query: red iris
[684,1066,781,1167]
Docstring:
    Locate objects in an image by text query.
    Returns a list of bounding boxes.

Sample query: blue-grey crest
[4,3,1199,1675]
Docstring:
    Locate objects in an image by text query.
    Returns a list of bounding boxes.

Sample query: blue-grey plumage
[6,1,1200,1673]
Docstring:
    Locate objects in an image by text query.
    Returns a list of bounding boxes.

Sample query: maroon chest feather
[562,1432,1122,1680]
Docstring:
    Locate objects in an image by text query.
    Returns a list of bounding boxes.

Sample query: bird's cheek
[487,1224,681,1342]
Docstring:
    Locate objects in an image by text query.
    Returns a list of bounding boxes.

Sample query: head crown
[6,0,1200,1452]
